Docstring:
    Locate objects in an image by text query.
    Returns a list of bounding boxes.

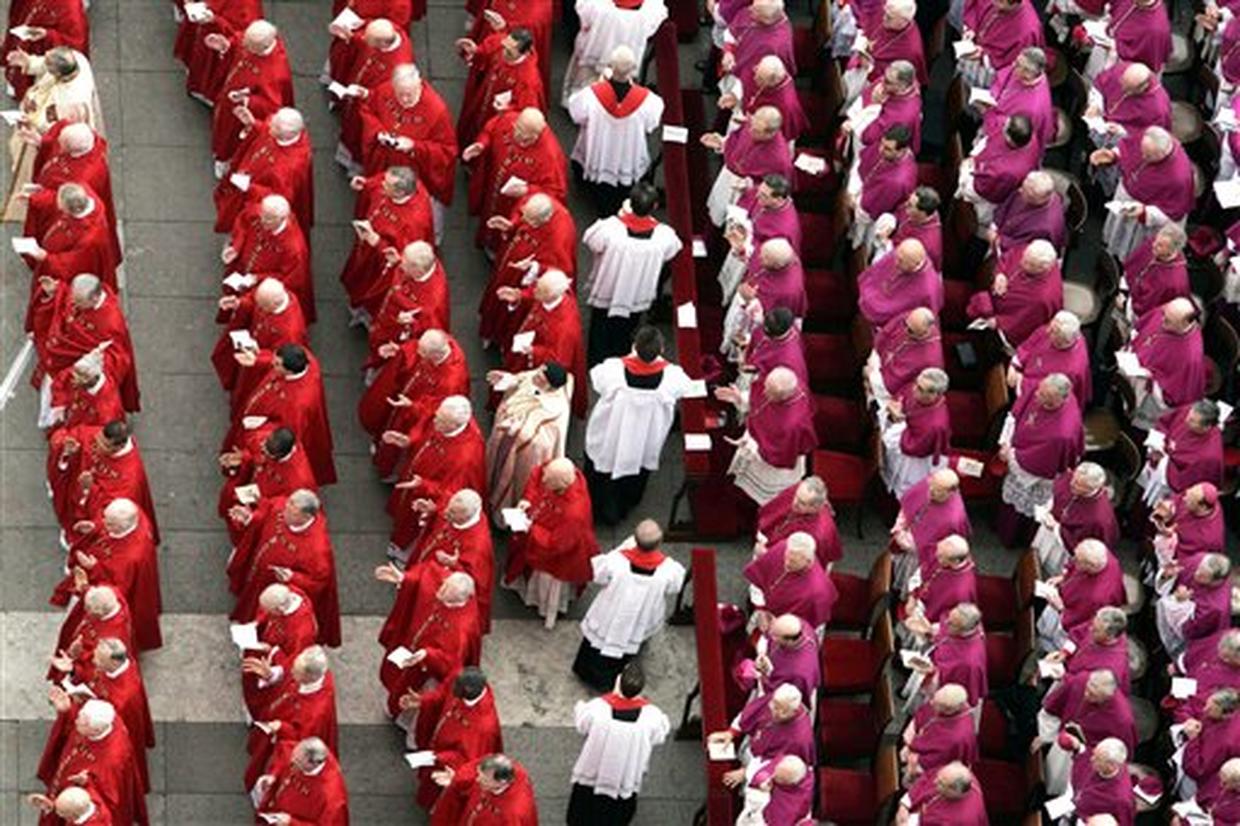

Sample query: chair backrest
[870,671,896,734]
[1065,178,1088,234]
[1111,430,1144,486]
[1207,313,1240,378]
[1012,606,1036,680]
[1109,371,1137,421]
[867,550,893,620]
[1190,256,1226,308]
[1094,253,1122,305]
[870,612,895,678]
[981,364,1012,439]
[873,742,902,816]
[1013,548,1038,610]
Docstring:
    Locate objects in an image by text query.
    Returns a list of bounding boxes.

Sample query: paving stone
[119,70,211,149]
[123,221,225,299]
[121,146,217,223]
[118,1,180,71]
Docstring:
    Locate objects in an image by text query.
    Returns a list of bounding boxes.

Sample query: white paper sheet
[956,456,984,477]
[684,433,712,451]
[10,236,38,255]
[222,272,257,291]
[184,2,211,22]
[331,7,364,29]
[691,238,707,258]
[966,318,991,331]
[794,153,826,175]
[229,329,258,351]
[404,750,437,769]
[10,25,38,41]
[900,649,932,670]
[230,622,260,650]
[235,484,261,506]
[1082,19,1113,47]
[328,81,349,98]
[707,740,737,761]
[501,507,531,532]
[386,645,415,667]
[229,172,251,192]
[0,109,25,126]
[677,302,697,329]
[968,87,997,107]
[1171,677,1198,699]
[1037,658,1065,680]
[1034,580,1060,601]
[492,90,513,109]
[1115,350,1150,378]
[1144,429,1166,451]
[511,330,535,354]
[241,415,268,430]
[1045,791,1075,819]
[1104,199,1139,216]
[684,379,708,399]
[1216,176,1240,209]
[953,40,979,59]
[662,125,689,144]
[500,176,527,197]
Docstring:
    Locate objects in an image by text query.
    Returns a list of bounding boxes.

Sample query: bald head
[755,55,789,87]
[1021,239,1057,273]
[521,193,555,225]
[84,586,119,617]
[70,273,103,306]
[102,498,139,534]
[1021,170,1055,204]
[513,108,546,144]
[402,240,436,274]
[750,106,783,138]
[54,786,94,819]
[364,18,398,47]
[1163,297,1197,332]
[417,328,451,361]
[533,269,572,303]
[542,457,578,492]
[270,107,305,142]
[446,488,483,524]
[770,614,802,642]
[608,45,637,81]
[772,755,807,786]
[243,20,277,53]
[254,277,288,312]
[928,468,960,500]
[895,239,927,272]
[935,762,974,798]
[634,518,663,549]
[1140,126,1175,161]
[59,122,95,156]
[1074,539,1109,572]
[258,583,294,614]
[759,237,795,269]
[1120,61,1152,93]
[763,366,800,401]
[434,395,473,432]
[932,683,969,714]
[1049,310,1082,346]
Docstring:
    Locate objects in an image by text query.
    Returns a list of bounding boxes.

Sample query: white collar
[85,374,106,395]
[275,133,300,147]
[284,593,303,614]
[380,34,402,52]
[542,294,564,311]
[287,515,314,533]
[73,803,97,824]
[76,198,96,218]
[270,219,288,236]
[303,761,326,776]
[453,510,483,530]
[86,724,113,741]
[99,602,120,621]
[283,367,308,381]
[298,676,326,694]
[112,438,133,457]
[412,265,435,282]
[269,294,290,315]
[104,657,131,678]
[275,443,297,462]
[442,421,468,438]
[107,521,138,540]
[464,687,488,706]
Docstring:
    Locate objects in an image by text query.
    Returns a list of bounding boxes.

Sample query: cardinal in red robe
[465,107,568,251]
[227,490,342,647]
[386,397,487,553]
[358,66,458,205]
[499,270,588,416]
[339,166,435,309]
[24,122,118,262]
[478,191,577,349]
[254,739,350,826]
[211,278,308,406]
[430,754,539,826]
[225,343,336,486]
[2,0,89,101]
[219,194,313,322]
[504,459,599,623]
[362,329,470,475]
[243,646,338,790]
[214,108,314,235]
[172,0,263,102]
[409,668,504,811]
[217,424,318,543]
[208,20,294,164]
[239,583,320,715]
[26,183,119,314]
[46,352,129,434]
[326,0,415,84]
[362,241,451,363]
[457,24,547,148]
[47,420,158,544]
[36,700,148,826]
[333,19,415,163]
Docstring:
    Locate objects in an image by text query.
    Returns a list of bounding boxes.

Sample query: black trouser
[588,308,641,367]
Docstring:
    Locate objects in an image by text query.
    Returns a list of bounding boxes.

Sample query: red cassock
[360,336,470,475]
[467,0,554,91]
[335,33,415,161]
[53,511,163,652]
[378,561,484,715]
[210,290,309,406]
[327,0,416,82]
[504,464,599,587]
[217,424,319,536]
[26,124,119,262]
[381,513,495,640]
[39,661,156,794]
[227,496,342,647]
[172,0,264,101]
[27,185,120,312]
[358,79,458,203]
[412,677,503,811]
[47,357,129,433]
[53,588,134,679]
[36,711,147,826]
[221,201,314,322]
[3,0,89,101]
[255,745,350,826]
[467,112,567,251]
[46,424,159,543]
[387,421,488,550]
[240,587,320,714]
[429,756,539,826]
[34,282,138,412]
[501,291,587,416]
[244,672,339,790]
[37,781,113,825]
[457,31,547,148]
[210,38,295,162]
[214,123,314,235]
[363,260,452,364]
[477,193,577,347]
[225,353,337,485]
[339,177,435,308]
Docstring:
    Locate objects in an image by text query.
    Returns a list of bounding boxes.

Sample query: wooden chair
[816,671,896,762]
[1205,313,1239,398]
[815,742,901,826]
[947,364,1011,450]
[820,612,894,696]
[812,434,880,539]
[974,751,1046,822]
[985,606,1036,689]
[830,550,893,634]
[976,548,1038,630]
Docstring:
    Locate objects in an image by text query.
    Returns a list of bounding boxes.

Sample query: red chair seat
[1226,445,1240,468]
[942,279,975,330]
[793,25,822,78]
[813,395,866,451]
[985,632,1021,688]
[917,162,957,205]
[976,574,1017,628]
[798,89,835,145]
[830,570,870,628]
[952,449,1002,500]
[821,637,880,694]
[973,759,1032,820]
[816,767,878,825]
[804,268,855,328]
[804,333,860,391]
[947,390,991,448]
[812,450,874,503]
[800,213,837,268]
[817,699,879,760]
[978,698,1009,758]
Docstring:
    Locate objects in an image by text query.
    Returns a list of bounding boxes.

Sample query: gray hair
[1095,606,1128,638]
[1073,462,1107,491]
[1095,737,1128,765]
[386,166,417,197]
[917,367,949,395]
[798,476,828,507]
[1042,373,1073,400]
[288,488,321,517]
[1192,399,1221,428]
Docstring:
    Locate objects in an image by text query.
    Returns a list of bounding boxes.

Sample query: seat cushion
[816,767,877,824]
[822,637,879,693]
[812,451,872,502]
[941,279,975,330]
[985,633,1020,688]
[804,268,855,328]
[978,698,1009,758]
[830,571,870,628]
[800,213,837,268]
[813,395,866,451]
[976,574,1017,628]
[947,390,991,448]
[817,699,878,760]
[973,759,1030,819]
[804,333,859,391]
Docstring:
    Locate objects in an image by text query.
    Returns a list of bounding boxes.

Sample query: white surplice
[571,697,671,798]
[561,0,668,105]
[585,357,692,478]
[580,545,686,657]
[568,83,665,186]
[583,215,683,316]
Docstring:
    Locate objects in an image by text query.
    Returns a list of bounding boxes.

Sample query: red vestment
[34,282,138,412]
[326,0,416,83]
[221,202,314,322]
[358,79,458,202]
[240,587,320,714]
[172,0,264,101]
[26,125,119,261]
[244,672,339,789]
[467,111,568,251]
[53,511,162,652]
[227,496,342,647]
[335,34,415,161]
[225,353,337,485]
[217,424,319,531]
[46,425,158,544]
[3,0,89,100]
[501,292,587,416]
[477,193,577,347]
[504,464,599,586]
[214,123,314,234]
[53,588,133,678]
[430,756,539,826]
[255,746,350,826]
[36,711,147,826]
[210,290,309,405]
[27,189,120,323]
[378,562,484,714]
[363,260,452,364]
[387,421,487,550]
[457,31,547,147]
[412,679,503,811]
[468,0,554,91]
[339,176,435,308]
[209,38,294,162]
[380,513,495,641]
[48,361,128,433]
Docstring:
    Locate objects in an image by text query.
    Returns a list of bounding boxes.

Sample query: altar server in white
[573,519,687,690]
[567,662,671,826]
[563,0,668,105]
[583,183,683,365]
[568,46,666,214]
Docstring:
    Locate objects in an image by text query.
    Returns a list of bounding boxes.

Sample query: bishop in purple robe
[738,57,807,143]
[859,0,927,84]
[898,763,988,826]
[962,0,1044,73]
[891,469,973,590]
[921,603,988,706]
[858,238,943,328]
[713,683,816,771]
[1034,462,1119,574]
[880,366,952,497]
[993,171,1066,253]
[1092,61,1172,137]
[1062,608,1131,689]
[854,124,918,222]
[755,476,844,568]
[868,306,944,402]
[744,532,838,629]
[723,0,797,92]
[1094,127,1195,259]
[1123,224,1189,319]
[743,308,809,398]
[857,61,923,154]
[1002,373,1085,511]
[1107,0,1172,73]
[966,114,1041,209]
[909,535,979,623]
[1175,630,1240,724]
[967,238,1064,349]
[750,755,814,826]
[739,614,822,700]
[885,188,943,269]
[704,107,793,227]
[1143,401,1224,506]
[1011,311,1093,407]
[1130,298,1206,411]
[904,684,979,777]
[1071,739,1136,826]
[981,48,1056,149]
[735,174,802,255]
